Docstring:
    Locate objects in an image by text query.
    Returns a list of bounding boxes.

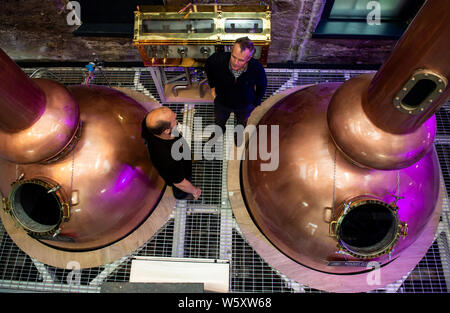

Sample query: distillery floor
[0,66,449,293]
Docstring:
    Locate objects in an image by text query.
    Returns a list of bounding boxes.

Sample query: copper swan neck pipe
[364,0,450,134]
[0,49,46,133]
[0,49,80,164]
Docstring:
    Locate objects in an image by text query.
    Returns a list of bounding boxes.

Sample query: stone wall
[269,0,395,64]
[0,0,396,65]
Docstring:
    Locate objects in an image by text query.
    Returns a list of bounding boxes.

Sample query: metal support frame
[148,67,167,103]
[89,255,130,288]
[171,202,188,258]
[133,70,158,102]
[437,229,450,290]
[219,208,233,260]
[274,70,298,94]
[374,273,411,293]
[219,116,234,262]
[170,103,193,258]
[0,279,99,293]
[31,259,55,284]
[436,178,450,291]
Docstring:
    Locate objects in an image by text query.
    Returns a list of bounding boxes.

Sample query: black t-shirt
[141,119,192,186]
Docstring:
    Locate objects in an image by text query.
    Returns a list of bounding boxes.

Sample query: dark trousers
[172,159,193,200]
[214,100,255,135]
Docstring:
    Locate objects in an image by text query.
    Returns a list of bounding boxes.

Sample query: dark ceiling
[74,0,165,37]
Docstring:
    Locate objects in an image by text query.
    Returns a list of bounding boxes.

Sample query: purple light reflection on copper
[396,151,439,229]
[95,164,152,203]
[112,165,135,193]
[395,116,436,161]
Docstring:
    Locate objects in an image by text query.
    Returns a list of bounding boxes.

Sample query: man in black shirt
[204,37,267,141]
[141,107,201,200]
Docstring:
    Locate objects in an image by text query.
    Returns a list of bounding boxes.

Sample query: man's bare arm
[173,179,202,199]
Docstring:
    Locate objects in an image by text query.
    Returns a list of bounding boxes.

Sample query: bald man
[141,107,201,200]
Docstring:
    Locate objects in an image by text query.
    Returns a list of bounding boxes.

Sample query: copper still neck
[328,0,450,170]
[364,0,450,134]
[0,49,80,164]
[0,49,46,133]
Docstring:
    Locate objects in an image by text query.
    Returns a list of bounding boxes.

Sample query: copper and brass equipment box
[133,4,271,67]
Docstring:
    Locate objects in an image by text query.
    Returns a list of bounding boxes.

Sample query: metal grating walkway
[0,67,448,293]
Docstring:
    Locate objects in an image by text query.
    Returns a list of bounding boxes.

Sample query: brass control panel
[133,4,271,67]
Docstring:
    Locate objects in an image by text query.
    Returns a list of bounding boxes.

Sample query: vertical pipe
[0,49,46,132]
[364,0,450,134]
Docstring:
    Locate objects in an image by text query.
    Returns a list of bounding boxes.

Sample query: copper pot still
[240,0,450,283]
[0,48,165,252]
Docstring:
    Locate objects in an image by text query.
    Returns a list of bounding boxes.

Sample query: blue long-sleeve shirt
[204,51,267,109]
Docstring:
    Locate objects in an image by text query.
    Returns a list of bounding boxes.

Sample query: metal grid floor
[0,67,449,293]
